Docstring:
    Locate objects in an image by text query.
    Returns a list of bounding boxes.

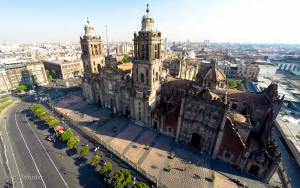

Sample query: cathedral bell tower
[132,5,162,124]
[80,18,105,74]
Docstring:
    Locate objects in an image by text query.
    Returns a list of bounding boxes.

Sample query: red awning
[56,128,63,132]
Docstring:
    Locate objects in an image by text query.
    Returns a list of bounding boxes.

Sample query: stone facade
[80,6,282,183]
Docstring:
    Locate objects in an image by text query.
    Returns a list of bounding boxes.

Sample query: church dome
[196,59,227,89]
[141,4,154,31]
[84,18,96,37]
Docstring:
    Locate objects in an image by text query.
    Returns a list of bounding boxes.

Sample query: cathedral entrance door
[154,121,158,130]
[191,133,201,148]
[249,165,260,175]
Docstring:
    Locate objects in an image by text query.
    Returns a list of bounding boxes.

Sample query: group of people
[47,134,57,142]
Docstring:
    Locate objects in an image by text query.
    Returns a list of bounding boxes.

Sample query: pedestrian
[189,161,191,165]
[110,154,112,159]
[101,153,103,157]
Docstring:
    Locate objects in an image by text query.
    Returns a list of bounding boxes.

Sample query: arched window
[97,64,100,72]
[141,73,144,83]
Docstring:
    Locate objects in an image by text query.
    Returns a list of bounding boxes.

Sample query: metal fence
[47,102,168,188]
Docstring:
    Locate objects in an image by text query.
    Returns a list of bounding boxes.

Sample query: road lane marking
[14,112,47,188]
[24,113,70,188]
[4,120,23,188]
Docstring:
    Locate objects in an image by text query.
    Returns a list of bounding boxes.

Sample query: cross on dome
[146,4,149,13]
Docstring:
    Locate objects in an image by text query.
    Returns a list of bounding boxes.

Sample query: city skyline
[1,0,300,44]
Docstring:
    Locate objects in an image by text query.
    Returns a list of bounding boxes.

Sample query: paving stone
[109,125,142,154]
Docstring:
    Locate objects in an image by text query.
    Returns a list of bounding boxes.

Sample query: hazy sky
[1,0,300,44]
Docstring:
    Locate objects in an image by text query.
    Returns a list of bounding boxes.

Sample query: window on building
[232,103,237,109]
[136,68,138,74]
[138,102,141,105]
[141,73,144,83]
[156,72,158,81]
[224,152,231,159]
[146,70,148,76]
[251,119,256,126]
[168,127,172,133]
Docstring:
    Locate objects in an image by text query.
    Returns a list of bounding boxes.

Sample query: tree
[30,104,42,111]
[227,80,237,88]
[16,85,27,91]
[100,162,112,177]
[122,54,129,64]
[67,136,80,148]
[60,130,73,142]
[48,119,60,128]
[282,110,288,115]
[132,181,149,188]
[26,84,33,89]
[242,79,247,85]
[46,69,50,77]
[38,111,50,120]
[35,108,46,116]
[48,75,52,81]
[90,155,100,166]
[80,145,89,157]
[236,81,245,90]
[111,169,131,188]
[51,70,56,78]
[74,70,79,75]
[45,116,55,124]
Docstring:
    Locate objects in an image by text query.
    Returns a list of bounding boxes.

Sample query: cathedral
[80,6,282,182]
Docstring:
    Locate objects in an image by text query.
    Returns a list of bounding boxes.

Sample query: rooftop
[117,63,133,71]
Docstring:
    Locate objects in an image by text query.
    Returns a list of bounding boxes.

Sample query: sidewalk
[50,94,274,188]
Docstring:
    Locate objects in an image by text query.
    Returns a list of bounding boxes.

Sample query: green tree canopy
[227,80,237,88]
[35,108,46,116]
[26,84,33,89]
[30,104,42,111]
[132,181,149,188]
[100,162,112,177]
[67,136,80,148]
[45,116,55,124]
[16,85,27,91]
[90,155,100,166]
[60,130,73,142]
[38,111,50,120]
[51,70,56,77]
[122,54,130,64]
[48,119,60,128]
[48,75,52,81]
[111,169,131,188]
[80,145,89,157]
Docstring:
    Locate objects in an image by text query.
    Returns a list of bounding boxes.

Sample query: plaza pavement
[51,94,280,188]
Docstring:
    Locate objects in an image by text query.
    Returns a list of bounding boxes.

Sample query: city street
[0,97,107,188]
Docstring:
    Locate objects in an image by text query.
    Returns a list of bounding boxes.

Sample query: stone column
[176,98,185,142]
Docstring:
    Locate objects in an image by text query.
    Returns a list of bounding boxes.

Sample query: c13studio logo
[7,174,42,181]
